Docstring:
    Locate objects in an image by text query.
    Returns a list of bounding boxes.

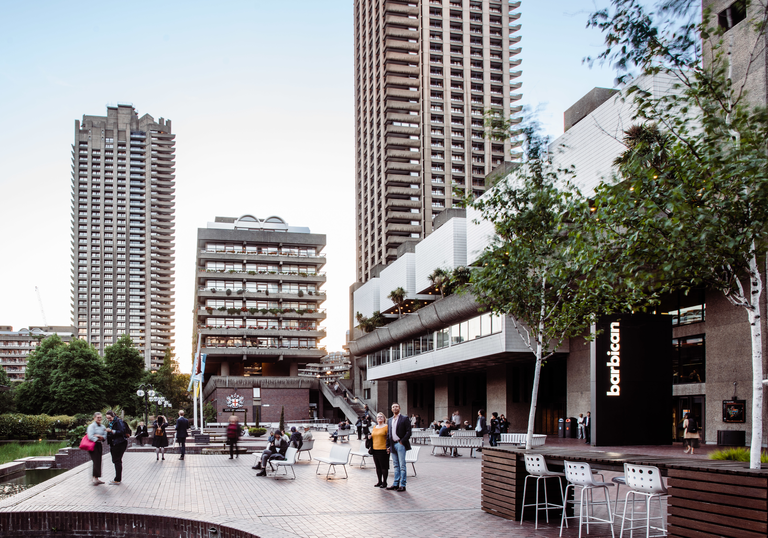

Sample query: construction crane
[35,286,48,327]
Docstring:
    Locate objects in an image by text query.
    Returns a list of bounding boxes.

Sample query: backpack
[155,424,164,436]
[687,418,698,433]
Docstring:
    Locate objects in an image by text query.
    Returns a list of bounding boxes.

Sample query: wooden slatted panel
[480,449,521,520]
[667,468,768,538]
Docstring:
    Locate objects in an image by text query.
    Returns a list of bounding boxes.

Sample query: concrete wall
[567,335,592,418]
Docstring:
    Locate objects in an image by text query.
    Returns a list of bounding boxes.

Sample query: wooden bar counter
[481,445,768,538]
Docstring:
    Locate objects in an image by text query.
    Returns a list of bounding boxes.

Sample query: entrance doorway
[672,395,705,442]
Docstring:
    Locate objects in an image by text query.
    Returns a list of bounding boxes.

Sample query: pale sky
[0,1,614,374]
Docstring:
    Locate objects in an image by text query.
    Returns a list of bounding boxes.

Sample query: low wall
[0,511,286,538]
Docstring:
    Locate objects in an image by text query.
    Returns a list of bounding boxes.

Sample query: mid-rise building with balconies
[70,104,175,370]
[194,215,330,424]
[0,326,75,382]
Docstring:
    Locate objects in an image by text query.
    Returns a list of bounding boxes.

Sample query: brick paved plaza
[0,435,681,538]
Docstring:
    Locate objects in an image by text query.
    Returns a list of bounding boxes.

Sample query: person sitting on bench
[253,430,289,476]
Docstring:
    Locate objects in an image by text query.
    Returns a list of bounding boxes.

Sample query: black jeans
[229,440,238,458]
[489,433,499,447]
[178,439,186,457]
[90,441,103,478]
[371,449,389,486]
[111,441,127,482]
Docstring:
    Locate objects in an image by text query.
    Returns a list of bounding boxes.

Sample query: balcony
[201,346,326,358]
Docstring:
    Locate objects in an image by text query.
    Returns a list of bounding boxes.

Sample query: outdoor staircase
[318,382,374,422]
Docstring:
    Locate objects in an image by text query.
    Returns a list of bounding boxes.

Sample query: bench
[499,433,547,447]
[315,444,351,480]
[349,441,371,467]
[410,430,434,445]
[296,439,314,461]
[452,430,477,437]
[429,435,483,457]
[328,427,353,443]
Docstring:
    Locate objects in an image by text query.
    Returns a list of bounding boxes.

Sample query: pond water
[1,467,68,486]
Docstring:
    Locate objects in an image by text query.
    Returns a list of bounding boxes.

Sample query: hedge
[0,414,77,439]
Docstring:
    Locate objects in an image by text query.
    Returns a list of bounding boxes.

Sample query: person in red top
[226,415,241,459]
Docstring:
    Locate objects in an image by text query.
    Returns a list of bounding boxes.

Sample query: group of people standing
[86,410,190,486]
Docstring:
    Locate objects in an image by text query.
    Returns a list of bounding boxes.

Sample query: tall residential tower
[71,104,175,370]
[354,0,522,282]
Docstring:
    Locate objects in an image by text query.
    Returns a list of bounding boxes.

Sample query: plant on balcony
[307,290,313,295]
[355,311,386,333]
[227,308,239,315]
[307,309,315,314]
[298,290,304,297]
[236,289,244,294]
[240,306,248,313]
[248,308,258,315]
[210,288,217,293]
[205,307,213,314]
[225,289,232,296]
[217,307,227,312]
[269,308,280,315]
[248,271,256,275]
[387,287,407,317]
[260,308,269,314]
[296,309,305,316]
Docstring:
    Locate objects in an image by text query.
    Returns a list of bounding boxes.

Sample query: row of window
[204,283,318,293]
[368,312,503,367]
[205,300,317,310]
[204,319,317,329]
[205,244,318,257]
[205,336,318,349]
[204,264,317,274]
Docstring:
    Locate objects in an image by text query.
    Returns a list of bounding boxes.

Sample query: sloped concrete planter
[351,292,483,356]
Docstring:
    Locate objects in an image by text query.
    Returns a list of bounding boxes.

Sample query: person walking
[356,415,363,440]
[683,412,700,454]
[86,412,107,486]
[583,412,591,444]
[451,410,461,426]
[499,414,510,434]
[489,412,501,447]
[175,410,190,460]
[361,413,371,439]
[105,410,127,485]
[152,415,169,461]
[369,412,389,488]
[577,413,585,440]
[386,402,411,492]
[135,421,149,446]
[226,415,241,459]
[475,409,487,452]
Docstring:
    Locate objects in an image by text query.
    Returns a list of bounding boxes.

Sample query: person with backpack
[683,412,700,454]
[152,415,169,461]
[105,410,128,485]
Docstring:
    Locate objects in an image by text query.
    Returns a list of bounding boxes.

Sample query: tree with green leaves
[104,334,145,414]
[49,339,106,416]
[470,124,636,450]
[387,287,407,317]
[145,348,191,413]
[583,0,768,468]
[0,365,15,414]
[15,335,65,414]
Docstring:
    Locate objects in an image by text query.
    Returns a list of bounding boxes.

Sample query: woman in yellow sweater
[369,412,389,488]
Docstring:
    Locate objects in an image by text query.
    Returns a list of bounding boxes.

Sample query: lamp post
[136,384,155,425]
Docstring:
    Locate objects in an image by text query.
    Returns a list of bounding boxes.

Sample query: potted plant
[205,307,213,314]
[226,289,232,296]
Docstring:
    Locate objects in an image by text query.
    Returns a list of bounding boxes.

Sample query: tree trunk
[526,279,547,450]
[748,251,764,469]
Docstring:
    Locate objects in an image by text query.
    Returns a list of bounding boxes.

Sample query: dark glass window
[658,288,705,326]
[672,335,705,384]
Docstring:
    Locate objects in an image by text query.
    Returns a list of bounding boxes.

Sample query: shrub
[249,427,267,437]
[709,447,768,463]
[68,424,87,448]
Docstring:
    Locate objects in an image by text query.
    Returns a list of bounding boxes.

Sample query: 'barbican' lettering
[606,321,621,396]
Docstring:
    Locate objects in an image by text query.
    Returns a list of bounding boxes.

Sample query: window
[658,288,705,326]
[718,0,746,30]
[672,335,705,384]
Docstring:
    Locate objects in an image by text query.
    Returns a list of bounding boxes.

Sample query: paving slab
[0,435,682,537]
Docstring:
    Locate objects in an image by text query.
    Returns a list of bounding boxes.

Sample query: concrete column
[289,362,299,377]
[397,380,409,413]
[567,335,591,417]
[220,361,230,377]
[487,364,507,417]
[434,374,449,422]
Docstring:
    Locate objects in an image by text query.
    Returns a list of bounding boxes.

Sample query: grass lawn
[0,442,68,466]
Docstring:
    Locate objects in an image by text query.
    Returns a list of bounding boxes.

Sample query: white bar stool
[520,454,566,529]
[560,460,616,538]
[620,463,668,538]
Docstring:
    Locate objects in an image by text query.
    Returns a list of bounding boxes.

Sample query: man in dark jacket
[254,430,289,476]
[175,410,190,460]
[288,426,303,450]
[386,402,412,492]
[105,410,127,485]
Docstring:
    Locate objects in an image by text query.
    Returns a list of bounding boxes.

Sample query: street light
[136,384,156,424]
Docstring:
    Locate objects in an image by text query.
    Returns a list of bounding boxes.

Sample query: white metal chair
[560,460,615,538]
[391,446,420,476]
[268,447,298,480]
[520,454,566,530]
[349,441,371,467]
[620,463,668,538]
[314,444,351,479]
[296,439,314,461]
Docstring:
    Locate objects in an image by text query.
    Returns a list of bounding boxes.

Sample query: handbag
[79,433,96,452]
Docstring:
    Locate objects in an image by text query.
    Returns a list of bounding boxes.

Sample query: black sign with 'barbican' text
[593,313,672,446]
